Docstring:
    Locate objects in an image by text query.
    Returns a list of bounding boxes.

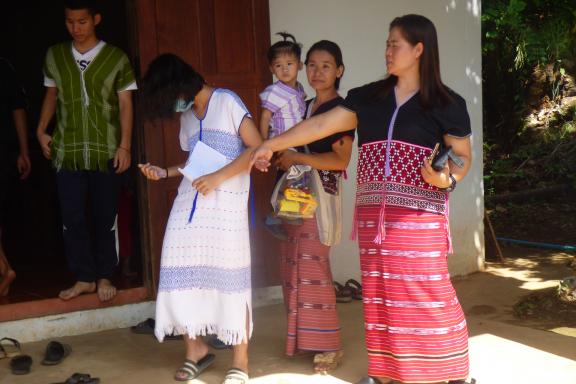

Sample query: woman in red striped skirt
[252,14,474,384]
[274,40,354,373]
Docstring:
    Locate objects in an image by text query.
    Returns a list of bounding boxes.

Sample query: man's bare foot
[97,279,117,301]
[0,269,16,296]
[59,281,96,300]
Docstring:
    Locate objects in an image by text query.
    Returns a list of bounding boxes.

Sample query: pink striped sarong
[279,218,341,356]
[358,205,469,383]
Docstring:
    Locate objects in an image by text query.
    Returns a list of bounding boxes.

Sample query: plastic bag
[270,165,318,220]
[311,169,343,246]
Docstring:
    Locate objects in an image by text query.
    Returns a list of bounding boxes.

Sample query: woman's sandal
[222,368,249,384]
[174,354,215,381]
[355,377,384,384]
[10,355,32,375]
[0,337,21,359]
[42,341,72,365]
[61,373,101,384]
[313,350,344,374]
[130,318,182,340]
[334,281,352,303]
[345,279,363,300]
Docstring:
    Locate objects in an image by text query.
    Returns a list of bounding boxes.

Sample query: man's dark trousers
[56,160,120,282]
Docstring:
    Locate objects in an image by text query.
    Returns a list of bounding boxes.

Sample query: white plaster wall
[269,0,484,281]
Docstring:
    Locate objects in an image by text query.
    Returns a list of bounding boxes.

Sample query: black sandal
[10,354,32,375]
[206,334,232,350]
[355,377,383,384]
[131,318,182,340]
[334,281,352,303]
[174,354,215,381]
[130,318,155,334]
[345,279,363,300]
[1,337,22,358]
[42,341,72,365]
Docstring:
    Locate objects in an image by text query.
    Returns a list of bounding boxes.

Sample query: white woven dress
[154,89,253,345]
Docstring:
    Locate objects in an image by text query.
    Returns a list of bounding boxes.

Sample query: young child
[259,32,306,240]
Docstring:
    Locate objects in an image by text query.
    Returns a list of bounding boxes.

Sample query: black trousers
[56,162,120,282]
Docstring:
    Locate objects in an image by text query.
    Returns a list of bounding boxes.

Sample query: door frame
[134,0,277,297]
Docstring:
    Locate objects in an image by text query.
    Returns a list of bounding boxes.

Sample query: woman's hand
[421,158,451,189]
[274,150,300,171]
[249,144,274,172]
[192,172,224,196]
[138,163,167,181]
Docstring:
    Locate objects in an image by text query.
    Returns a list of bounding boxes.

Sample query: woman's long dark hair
[139,53,205,120]
[305,40,345,90]
[375,14,452,108]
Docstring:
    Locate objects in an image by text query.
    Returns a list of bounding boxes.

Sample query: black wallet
[431,145,464,171]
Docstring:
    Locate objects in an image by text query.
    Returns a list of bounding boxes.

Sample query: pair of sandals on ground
[334,278,362,302]
[3,338,70,374]
[1,338,95,383]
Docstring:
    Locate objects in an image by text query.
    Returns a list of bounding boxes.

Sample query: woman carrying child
[273,40,354,373]
[138,53,262,384]
[251,15,474,384]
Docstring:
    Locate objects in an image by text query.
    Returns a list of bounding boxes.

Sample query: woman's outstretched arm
[275,135,354,171]
[251,106,357,171]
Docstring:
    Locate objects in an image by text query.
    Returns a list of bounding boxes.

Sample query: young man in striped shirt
[36,0,136,301]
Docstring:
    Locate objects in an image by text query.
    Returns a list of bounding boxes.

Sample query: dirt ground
[486,197,576,336]
[1,245,576,383]
[476,245,576,339]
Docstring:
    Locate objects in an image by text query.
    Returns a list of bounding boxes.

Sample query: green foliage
[482,0,576,194]
[483,0,576,68]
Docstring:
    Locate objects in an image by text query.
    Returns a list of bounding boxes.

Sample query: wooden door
[135,0,280,293]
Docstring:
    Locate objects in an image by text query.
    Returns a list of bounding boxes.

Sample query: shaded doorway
[0,0,144,307]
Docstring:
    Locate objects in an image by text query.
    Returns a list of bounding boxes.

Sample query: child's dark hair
[305,40,345,90]
[140,53,205,120]
[64,0,100,16]
[267,32,302,63]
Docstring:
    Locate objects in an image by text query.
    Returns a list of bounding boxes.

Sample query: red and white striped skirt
[358,205,469,383]
[280,218,342,356]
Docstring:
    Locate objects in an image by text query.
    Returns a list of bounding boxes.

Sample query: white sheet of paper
[178,141,228,182]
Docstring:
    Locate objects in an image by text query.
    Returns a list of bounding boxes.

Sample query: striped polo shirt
[259,81,306,138]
